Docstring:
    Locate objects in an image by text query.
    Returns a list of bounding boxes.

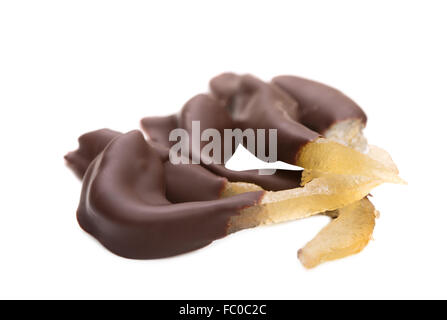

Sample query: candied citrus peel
[297,138,405,184]
[300,144,402,185]
[221,121,391,234]
[298,197,377,269]
[221,181,263,198]
[296,120,401,268]
[299,119,404,185]
[223,119,401,268]
[225,173,381,233]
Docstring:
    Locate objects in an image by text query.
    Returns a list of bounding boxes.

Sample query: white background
[1,1,446,299]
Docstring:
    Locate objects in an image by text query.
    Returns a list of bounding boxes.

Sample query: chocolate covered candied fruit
[65,72,403,268]
[66,129,382,258]
[210,73,403,183]
[140,93,384,230]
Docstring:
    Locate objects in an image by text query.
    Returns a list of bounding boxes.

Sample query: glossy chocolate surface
[65,129,121,179]
[76,131,263,259]
[65,129,229,203]
[141,94,303,191]
[210,73,319,164]
[66,72,368,259]
[272,75,367,133]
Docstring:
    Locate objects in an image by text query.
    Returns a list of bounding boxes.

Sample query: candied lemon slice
[227,175,380,233]
[300,140,403,185]
[297,120,392,268]
[297,138,404,184]
[299,119,403,185]
[301,143,402,186]
[298,198,377,269]
[221,181,263,198]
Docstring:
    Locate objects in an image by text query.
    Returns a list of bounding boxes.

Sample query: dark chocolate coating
[77,131,263,259]
[210,73,319,165]
[209,72,241,102]
[141,94,302,191]
[178,94,235,163]
[272,75,367,134]
[65,129,121,179]
[142,114,178,148]
[66,73,369,260]
[65,129,228,203]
